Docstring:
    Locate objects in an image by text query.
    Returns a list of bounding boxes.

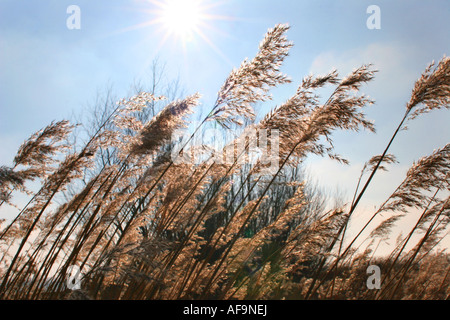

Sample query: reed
[0,24,448,300]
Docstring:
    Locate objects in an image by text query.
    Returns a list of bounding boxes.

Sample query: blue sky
[1,1,449,249]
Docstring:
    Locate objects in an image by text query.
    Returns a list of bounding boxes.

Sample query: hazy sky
[0,0,449,248]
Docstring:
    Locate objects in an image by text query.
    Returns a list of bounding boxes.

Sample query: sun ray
[111,0,235,69]
[112,19,160,35]
[142,0,233,44]
[148,0,204,42]
[195,28,234,67]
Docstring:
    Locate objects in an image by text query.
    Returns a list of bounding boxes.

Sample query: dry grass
[0,24,449,300]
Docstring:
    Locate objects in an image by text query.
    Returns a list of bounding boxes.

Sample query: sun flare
[161,0,202,40]
[150,0,208,42]
[121,0,233,61]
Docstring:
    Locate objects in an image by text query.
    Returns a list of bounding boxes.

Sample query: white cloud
[305,41,450,200]
[309,42,419,102]
[304,155,408,208]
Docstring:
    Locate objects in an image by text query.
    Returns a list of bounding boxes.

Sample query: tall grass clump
[0,24,449,300]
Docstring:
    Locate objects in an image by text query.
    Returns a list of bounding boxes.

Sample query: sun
[149,0,209,43]
[118,0,233,63]
[160,0,203,41]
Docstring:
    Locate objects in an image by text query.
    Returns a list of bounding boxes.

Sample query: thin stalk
[305,109,410,299]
